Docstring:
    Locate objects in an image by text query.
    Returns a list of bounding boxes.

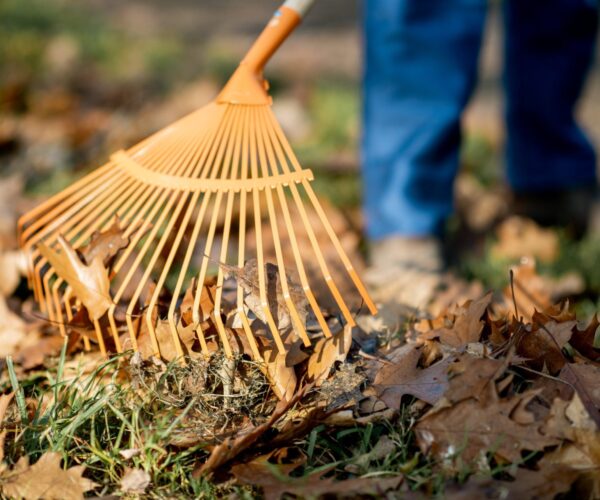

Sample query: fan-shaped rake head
[18,0,377,361]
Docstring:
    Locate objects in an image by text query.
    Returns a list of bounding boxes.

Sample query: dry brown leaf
[264,348,297,401]
[223,260,309,336]
[0,296,28,357]
[38,235,112,320]
[570,315,600,361]
[0,250,27,297]
[419,293,492,348]
[14,334,67,370]
[120,467,151,494]
[371,344,452,407]
[1,451,98,500]
[445,464,578,500]
[136,319,198,361]
[443,354,507,405]
[0,393,14,462]
[306,324,352,386]
[79,216,128,267]
[515,318,576,375]
[416,388,560,465]
[491,216,560,263]
[504,259,582,322]
[232,459,402,500]
[560,363,600,428]
[180,277,217,325]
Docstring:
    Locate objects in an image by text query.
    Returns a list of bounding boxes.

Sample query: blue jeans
[362,0,598,239]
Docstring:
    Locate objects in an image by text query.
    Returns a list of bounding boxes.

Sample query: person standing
[362,0,599,305]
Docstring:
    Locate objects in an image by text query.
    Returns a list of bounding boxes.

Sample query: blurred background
[1,0,600,314]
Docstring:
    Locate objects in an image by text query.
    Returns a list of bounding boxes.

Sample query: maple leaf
[1,452,98,500]
[371,344,452,407]
[39,235,112,320]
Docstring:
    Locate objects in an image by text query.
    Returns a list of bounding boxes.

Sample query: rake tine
[258,108,332,338]
[255,108,311,347]
[235,106,263,361]
[21,2,378,365]
[249,108,286,354]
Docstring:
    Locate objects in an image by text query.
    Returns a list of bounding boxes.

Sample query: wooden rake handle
[241,0,316,74]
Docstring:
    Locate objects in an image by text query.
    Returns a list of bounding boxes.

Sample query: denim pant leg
[362,0,487,239]
[504,0,598,192]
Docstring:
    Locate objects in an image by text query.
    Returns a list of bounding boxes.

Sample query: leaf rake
[18,0,377,361]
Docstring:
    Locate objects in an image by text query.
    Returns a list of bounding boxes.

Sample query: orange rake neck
[218,1,314,105]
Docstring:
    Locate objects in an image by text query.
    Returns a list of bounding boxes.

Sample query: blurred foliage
[296,81,359,165]
[0,0,183,109]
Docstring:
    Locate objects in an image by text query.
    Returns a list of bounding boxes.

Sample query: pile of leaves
[0,250,599,497]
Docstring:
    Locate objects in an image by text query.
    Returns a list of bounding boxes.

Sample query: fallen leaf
[1,451,97,500]
[560,363,600,428]
[0,250,27,296]
[570,315,600,361]
[371,344,452,407]
[415,387,560,465]
[0,296,28,357]
[443,354,507,405]
[39,235,112,320]
[223,260,309,337]
[79,216,128,267]
[306,324,352,386]
[0,393,14,462]
[120,467,151,494]
[232,458,402,500]
[264,347,297,401]
[180,277,217,325]
[445,464,578,500]
[136,319,199,361]
[419,293,492,348]
[515,319,576,374]
[14,334,67,370]
[491,216,560,263]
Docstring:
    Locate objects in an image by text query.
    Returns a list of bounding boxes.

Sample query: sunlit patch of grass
[2,344,271,497]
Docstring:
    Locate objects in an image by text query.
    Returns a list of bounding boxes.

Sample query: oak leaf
[39,235,112,320]
[445,464,578,500]
[569,315,600,361]
[418,293,492,348]
[232,458,402,500]
[415,388,560,464]
[371,344,452,407]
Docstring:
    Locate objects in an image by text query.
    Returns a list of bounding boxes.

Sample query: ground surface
[1,1,600,498]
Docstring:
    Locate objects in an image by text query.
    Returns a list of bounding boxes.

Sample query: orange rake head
[18,0,377,362]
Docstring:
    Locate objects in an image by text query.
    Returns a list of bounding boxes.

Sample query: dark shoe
[512,185,599,239]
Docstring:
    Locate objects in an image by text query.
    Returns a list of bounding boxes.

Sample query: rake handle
[241,0,315,74]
